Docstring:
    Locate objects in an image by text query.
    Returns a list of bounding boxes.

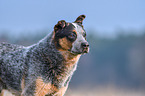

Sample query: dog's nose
[81,42,89,48]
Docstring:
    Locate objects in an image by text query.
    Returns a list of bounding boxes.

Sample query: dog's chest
[35,77,68,96]
[35,77,57,96]
[34,54,80,96]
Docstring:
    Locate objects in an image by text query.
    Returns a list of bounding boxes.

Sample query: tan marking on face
[35,77,58,96]
[72,30,77,34]
[58,37,72,51]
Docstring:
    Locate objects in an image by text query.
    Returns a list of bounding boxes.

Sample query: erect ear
[54,20,66,32]
[74,15,86,25]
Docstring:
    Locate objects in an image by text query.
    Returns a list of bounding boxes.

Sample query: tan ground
[65,88,145,96]
[2,87,145,96]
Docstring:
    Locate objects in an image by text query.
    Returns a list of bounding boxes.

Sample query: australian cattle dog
[0,15,89,96]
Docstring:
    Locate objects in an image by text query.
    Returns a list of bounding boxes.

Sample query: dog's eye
[67,32,76,41]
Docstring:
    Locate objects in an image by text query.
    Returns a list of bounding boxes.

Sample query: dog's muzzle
[70,41,89,55]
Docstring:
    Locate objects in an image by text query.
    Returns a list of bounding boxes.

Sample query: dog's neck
[59,51,81,65]
[30,32,81,87]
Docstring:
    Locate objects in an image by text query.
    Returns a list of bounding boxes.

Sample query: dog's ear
[74,15,86,25]
[54,20,66,32]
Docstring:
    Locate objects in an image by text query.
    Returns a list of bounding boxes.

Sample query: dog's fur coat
[0,15,89,96]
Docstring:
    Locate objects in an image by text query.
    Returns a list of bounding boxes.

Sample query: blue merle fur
[0,32,75,96]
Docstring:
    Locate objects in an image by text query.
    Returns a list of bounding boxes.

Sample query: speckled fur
[0,15,88,96]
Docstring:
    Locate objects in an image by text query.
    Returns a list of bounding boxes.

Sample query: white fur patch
[72,23,78,28]
[71,23,87,53]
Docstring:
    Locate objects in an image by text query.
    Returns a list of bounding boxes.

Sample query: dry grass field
[65,87,145,96]
[3,87,145,96]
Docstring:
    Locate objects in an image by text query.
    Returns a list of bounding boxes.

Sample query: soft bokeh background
[0,0,145,96]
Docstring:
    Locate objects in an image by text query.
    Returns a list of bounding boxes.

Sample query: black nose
[81,42,89,48]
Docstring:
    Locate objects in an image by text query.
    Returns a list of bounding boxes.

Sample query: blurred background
[0,0,145,96]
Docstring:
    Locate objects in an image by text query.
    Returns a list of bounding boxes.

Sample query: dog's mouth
[82,47,89,53]
[70,47,89,55]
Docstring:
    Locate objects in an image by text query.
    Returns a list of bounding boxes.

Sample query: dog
[0,15,89,96]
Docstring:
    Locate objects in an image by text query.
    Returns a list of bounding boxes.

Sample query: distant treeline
[0,30,145,89]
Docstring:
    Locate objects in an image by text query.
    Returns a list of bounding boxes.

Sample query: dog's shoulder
[0,42,24,56]
[0,42,24,51]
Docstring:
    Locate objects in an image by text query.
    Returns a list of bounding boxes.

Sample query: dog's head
[54,15,89,55]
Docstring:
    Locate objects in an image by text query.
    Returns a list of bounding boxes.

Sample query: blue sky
[0,0,145,36]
